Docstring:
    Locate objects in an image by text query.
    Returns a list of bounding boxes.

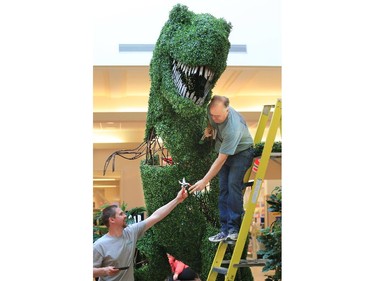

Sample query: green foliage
[93,203,109,243]
[135,229,170,281]
[200,225,222,279]
[257,186,282,281]
[165,6,231,75]
[93,225,107,243]
[138,3,253,281]
[126,206,147,225]
[145,3,232,141]
[138,164,207,274]
[127,206,147,216]
[253,141,282,158]
[266,186,281,213]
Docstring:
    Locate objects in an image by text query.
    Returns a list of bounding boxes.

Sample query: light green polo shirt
[208,106,253,155]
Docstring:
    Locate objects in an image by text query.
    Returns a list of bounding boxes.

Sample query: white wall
[94,0,281,66]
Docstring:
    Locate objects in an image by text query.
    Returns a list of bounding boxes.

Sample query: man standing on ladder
[189,95,254,242]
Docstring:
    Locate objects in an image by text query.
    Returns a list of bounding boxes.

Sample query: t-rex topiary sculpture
[104,4,252,280]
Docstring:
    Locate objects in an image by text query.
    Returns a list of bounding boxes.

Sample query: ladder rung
[222,239,236,245]
[222,259,267,267]
[212,266,228,275]
[244,180,254,187]
[234,259,267,267]
[270,152,282,157]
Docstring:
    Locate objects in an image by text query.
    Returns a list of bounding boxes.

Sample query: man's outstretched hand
[188,179,207,193]
[176,186,188,203]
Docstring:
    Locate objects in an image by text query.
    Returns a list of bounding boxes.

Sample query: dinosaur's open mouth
[172,60,214,106]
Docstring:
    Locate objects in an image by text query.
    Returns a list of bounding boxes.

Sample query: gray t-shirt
[93,221,146,281]
[208,106,253,155]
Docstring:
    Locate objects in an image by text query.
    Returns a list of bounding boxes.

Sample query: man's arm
[93,266,119,278]
[144,187,188,231]
[188,153,228,193]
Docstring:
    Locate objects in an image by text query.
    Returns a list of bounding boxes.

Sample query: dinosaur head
[150,4,232,117]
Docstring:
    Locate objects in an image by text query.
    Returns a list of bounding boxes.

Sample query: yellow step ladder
[207,98,282,281]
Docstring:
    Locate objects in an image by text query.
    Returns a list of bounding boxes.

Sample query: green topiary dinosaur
[138,4,252,281]
[104,4,253,280]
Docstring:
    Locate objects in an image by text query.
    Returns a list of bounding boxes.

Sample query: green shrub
[253,141,282,158]
[257,186,282,281]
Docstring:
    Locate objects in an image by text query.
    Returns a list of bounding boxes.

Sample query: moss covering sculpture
[105,4,252,280]
[140,4,254,280]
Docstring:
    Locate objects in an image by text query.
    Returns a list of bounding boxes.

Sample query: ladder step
[212,266,228,275]
[222,259,267,267]
[270,152,282,157]
[244,180,254,187]
[222,239,236,245]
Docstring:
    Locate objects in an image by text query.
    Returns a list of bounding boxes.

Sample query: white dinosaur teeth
[172,61,216,107]
[181,85,186,97]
